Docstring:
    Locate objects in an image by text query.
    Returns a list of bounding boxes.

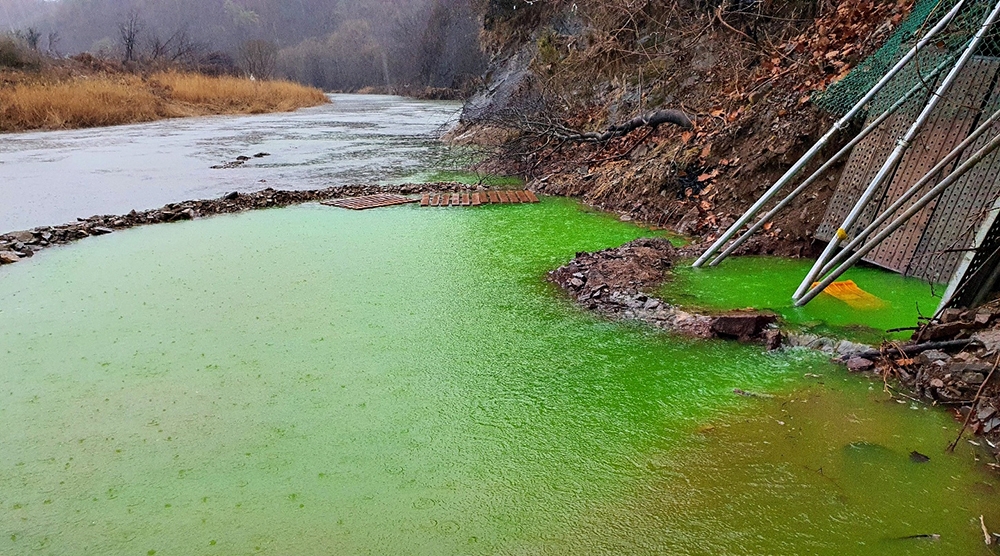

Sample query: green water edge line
[662,255,943,343]
[0,198,994,555]
[388,169,525,188]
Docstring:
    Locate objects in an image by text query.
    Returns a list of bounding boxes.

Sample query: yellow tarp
[812,280,886,310]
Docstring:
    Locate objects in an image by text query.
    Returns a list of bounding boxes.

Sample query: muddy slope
[462,0,914,257]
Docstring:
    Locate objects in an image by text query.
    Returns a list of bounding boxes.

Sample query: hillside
[458,0,915,257]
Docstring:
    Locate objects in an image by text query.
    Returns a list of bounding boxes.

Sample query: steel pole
[793,0,1000,300]
[708,56,957,266]
[691,0,967,268]
[795,130,1000,307]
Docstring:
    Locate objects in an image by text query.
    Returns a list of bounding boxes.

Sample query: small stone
[643,298,661,310]
[253,152,270,158]
[846,357,873,372]
[10,231,34,243]
[224,191,240,200]
[950,361,993,374]
[236,155,251,161]
[961,372,986,385]
[764,329,783,351]
[0,251,21,264]
[572,272,585,279]
[975,311,992,325]
[91,227,113,235]
[977,406,997,421]
[916,350,951,365]
[939,308,964,323]
[180,208,195,220]
[983,417,1000,434]
[930,378,945,388]
[569,278,584,288]
[909,451,930,463]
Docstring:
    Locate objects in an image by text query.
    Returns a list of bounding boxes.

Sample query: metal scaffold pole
[690,0,967,268]
[707,55,958,267]
[796,129,1000,306]
[793,0,1000,302]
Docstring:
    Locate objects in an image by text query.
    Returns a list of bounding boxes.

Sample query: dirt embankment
[463,0,914,258]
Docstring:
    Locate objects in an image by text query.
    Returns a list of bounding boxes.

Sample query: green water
[663,256,943,341]
[0,199,996,555]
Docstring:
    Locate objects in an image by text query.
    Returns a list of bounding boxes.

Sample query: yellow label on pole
[836,228,848,240]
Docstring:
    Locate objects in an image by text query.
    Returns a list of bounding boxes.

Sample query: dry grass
[0,71,329,132]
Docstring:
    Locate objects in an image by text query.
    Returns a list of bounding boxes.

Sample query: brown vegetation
[0,69,328,132]
[470,0,915,258]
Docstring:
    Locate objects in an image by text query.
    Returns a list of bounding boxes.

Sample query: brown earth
[471,0,915,258]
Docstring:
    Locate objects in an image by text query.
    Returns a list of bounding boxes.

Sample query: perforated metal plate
[817,56,1000,284]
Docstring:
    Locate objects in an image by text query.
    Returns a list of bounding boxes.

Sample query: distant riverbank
[0,69,328,132]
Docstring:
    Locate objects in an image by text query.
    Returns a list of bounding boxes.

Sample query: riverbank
[0,67,328,132]
[0,183,478,265]
[548,237,1000,466]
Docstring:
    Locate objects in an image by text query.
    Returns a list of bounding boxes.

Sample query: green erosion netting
[813,0,998,118]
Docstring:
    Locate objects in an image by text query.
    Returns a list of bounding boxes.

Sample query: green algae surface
[1,198,997,555]
[662,256,942,341]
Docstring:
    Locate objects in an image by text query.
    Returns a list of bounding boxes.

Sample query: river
[1,97,998,555]
[0,94,460,233]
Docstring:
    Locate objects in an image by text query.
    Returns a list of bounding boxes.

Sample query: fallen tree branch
[853,339,982,361]
[562,109,693,142]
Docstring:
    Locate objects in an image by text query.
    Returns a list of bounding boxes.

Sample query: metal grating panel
[910,61,1000,283]
[866,57,999,274]
[815,104,918,240]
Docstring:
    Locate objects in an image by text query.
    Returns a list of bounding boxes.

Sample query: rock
[236,155,251,161]
[179,208,195,220]
[569,278,584,288]
[909,451,930,463]
[643,298,661,310]
[846,357,874,372]
[916,350,951,365]
[91,227,113,235]
[930,378,945,388]
[939,308,964,323]
[975,311,993,325]
[972,329,1000,354]
[977,406,997,421]
[835,340,870,358]
[253,152,270,158]
[919,321,973,340]
[224,191,240,200]
[950,361,993,374]
[961,372,986,385]
[0,251,21,264]
[764,329,783,351]
[10,230,34,243]
[710,313,777,341]
[983,416,1000,434]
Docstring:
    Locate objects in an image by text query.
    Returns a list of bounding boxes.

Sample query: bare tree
[15,28,41,50]
[238,39,278,79]
[47,31,60,56]
[118,10,144,63]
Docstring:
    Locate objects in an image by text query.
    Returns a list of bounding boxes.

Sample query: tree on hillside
[118,10,143,63]
[239,39,278,79]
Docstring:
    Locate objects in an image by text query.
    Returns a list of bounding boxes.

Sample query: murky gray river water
[0,94,460,232]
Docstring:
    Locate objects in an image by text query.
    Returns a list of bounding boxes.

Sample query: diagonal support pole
[691,0,967,268]
[793,0,1000,301]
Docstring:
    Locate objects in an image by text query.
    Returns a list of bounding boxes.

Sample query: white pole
[708,56,958,266]
[691,0,967,268]
[796,130,1000,307]
[818,104,1000,276]
[793,0,1000,301]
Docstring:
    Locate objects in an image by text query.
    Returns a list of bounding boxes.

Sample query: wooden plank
[507,190,521,204]
[450,193,460,206]
[524,190,539,203]
[516,190,530,203]
[461,193,471,206]
[471,193,482,206]
[489,191,501,203]
[420,194,429,207]
[497,191,510,203]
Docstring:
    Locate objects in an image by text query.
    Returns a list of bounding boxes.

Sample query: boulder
[846,357,874,372]
[711,313,777,341]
